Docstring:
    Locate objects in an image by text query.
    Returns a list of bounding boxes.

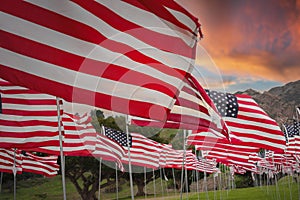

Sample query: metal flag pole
[153,168,156,199]
[196,168,200,200]
[125,115,134,200]
[0,172,3,193]
[115,163,119,200]
[98,158,102,200]
[295,106,300,198]
[163,168,169,197]
[144,166,147,199]
[12,148,17,200]
[56,97,66,200]
[219,164,222,200]
[287,169,292,200]
[159,167,164,197]
[184,163,189,200]
[213,172,217,200]
[172,168,177,196]
[180,129,187,200]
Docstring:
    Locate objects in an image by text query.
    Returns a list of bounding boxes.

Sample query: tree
[64,110,123,200]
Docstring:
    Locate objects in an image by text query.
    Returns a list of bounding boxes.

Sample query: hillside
[236,80,300,124]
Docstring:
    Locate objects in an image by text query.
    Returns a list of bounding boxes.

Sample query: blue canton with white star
[104,127,132,147]
[206,90,239,118]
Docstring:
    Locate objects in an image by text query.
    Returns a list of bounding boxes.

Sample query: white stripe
[1,49,174,108]
[0,125,58,132]
[224,117,281,132]
[179,89,208,109]
[228,125,285,141]
[238,111,275,122]
[238,103,268,114]
[3,103,57,111]
[236,96,256,103]
[2,93,56,100]
[232,135,286,149]
[1,10,193,83]
[164,6,197,32]
[0,136,59,143]
[97,1,195,46]
[30,0,196,58]
[0,86,30,91]
[98,0,193,37]
[0,114,58,122]
[171,105,212,121]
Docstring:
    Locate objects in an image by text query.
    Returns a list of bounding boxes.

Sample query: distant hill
[236,80,300,124]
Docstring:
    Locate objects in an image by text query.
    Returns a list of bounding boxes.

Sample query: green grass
[0,175,299,200]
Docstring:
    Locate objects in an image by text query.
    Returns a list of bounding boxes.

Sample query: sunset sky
[178,0,300,93]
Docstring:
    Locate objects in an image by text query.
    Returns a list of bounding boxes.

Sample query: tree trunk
[136,182,145,196]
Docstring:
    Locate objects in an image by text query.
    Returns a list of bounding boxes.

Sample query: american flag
[131,74,229,140]
[0,148,22,174]
[284,120,300,155]
[206,90,286,153]
[21,151,59,177]
[1,0,202,122]
[103,127,132,147]
[62,113,97,156]
[94,130,125,171]
[121,132,161,169]
[0,79,61,149]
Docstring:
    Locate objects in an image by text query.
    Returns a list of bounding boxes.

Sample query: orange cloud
[178,0,300,83]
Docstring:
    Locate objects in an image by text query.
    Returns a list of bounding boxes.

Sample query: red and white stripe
[228,94,286,153]
[191,129,260,169]
[0,0,201,121]
[93,128,125,171]
[21,152,59,177]
[131,74,229,140]
[62,113,96,156]
[0,148,22,174]
[160,146,185,169]
[0,79,60,148]
[121,133,161,169]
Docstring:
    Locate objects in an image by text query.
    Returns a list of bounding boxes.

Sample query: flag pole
[184,163,189,199]
[213,171,217,200]
[115,163,119,200]
[98,158,102,200]
[125,115,134,200]
[163,168,169,197]
[159,167,164,197]
[295,107,300,199]
[56,97,66,200]
[0,172,3,193]
[196,168,200,200]
[180,130,187,200]
[153,168,156,199]
[172,168,177,196]
[144,166,147,199]
[12,148,17,200]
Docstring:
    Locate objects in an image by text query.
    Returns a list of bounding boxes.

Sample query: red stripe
[238,105,271,117]
[74,0,195,57]
[2,98,57,105]
[175,96,209,114]
[0,65,169,121]
[126,0,197,35]
[237,113,278,126]
[2,109,58,116]
[0,141,60,149]
[1,0,196,58]
[0,119,58,127]
[1,31,178,98]
[226,121,284,137]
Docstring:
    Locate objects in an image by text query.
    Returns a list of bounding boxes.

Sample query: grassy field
[0,175,299,200]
